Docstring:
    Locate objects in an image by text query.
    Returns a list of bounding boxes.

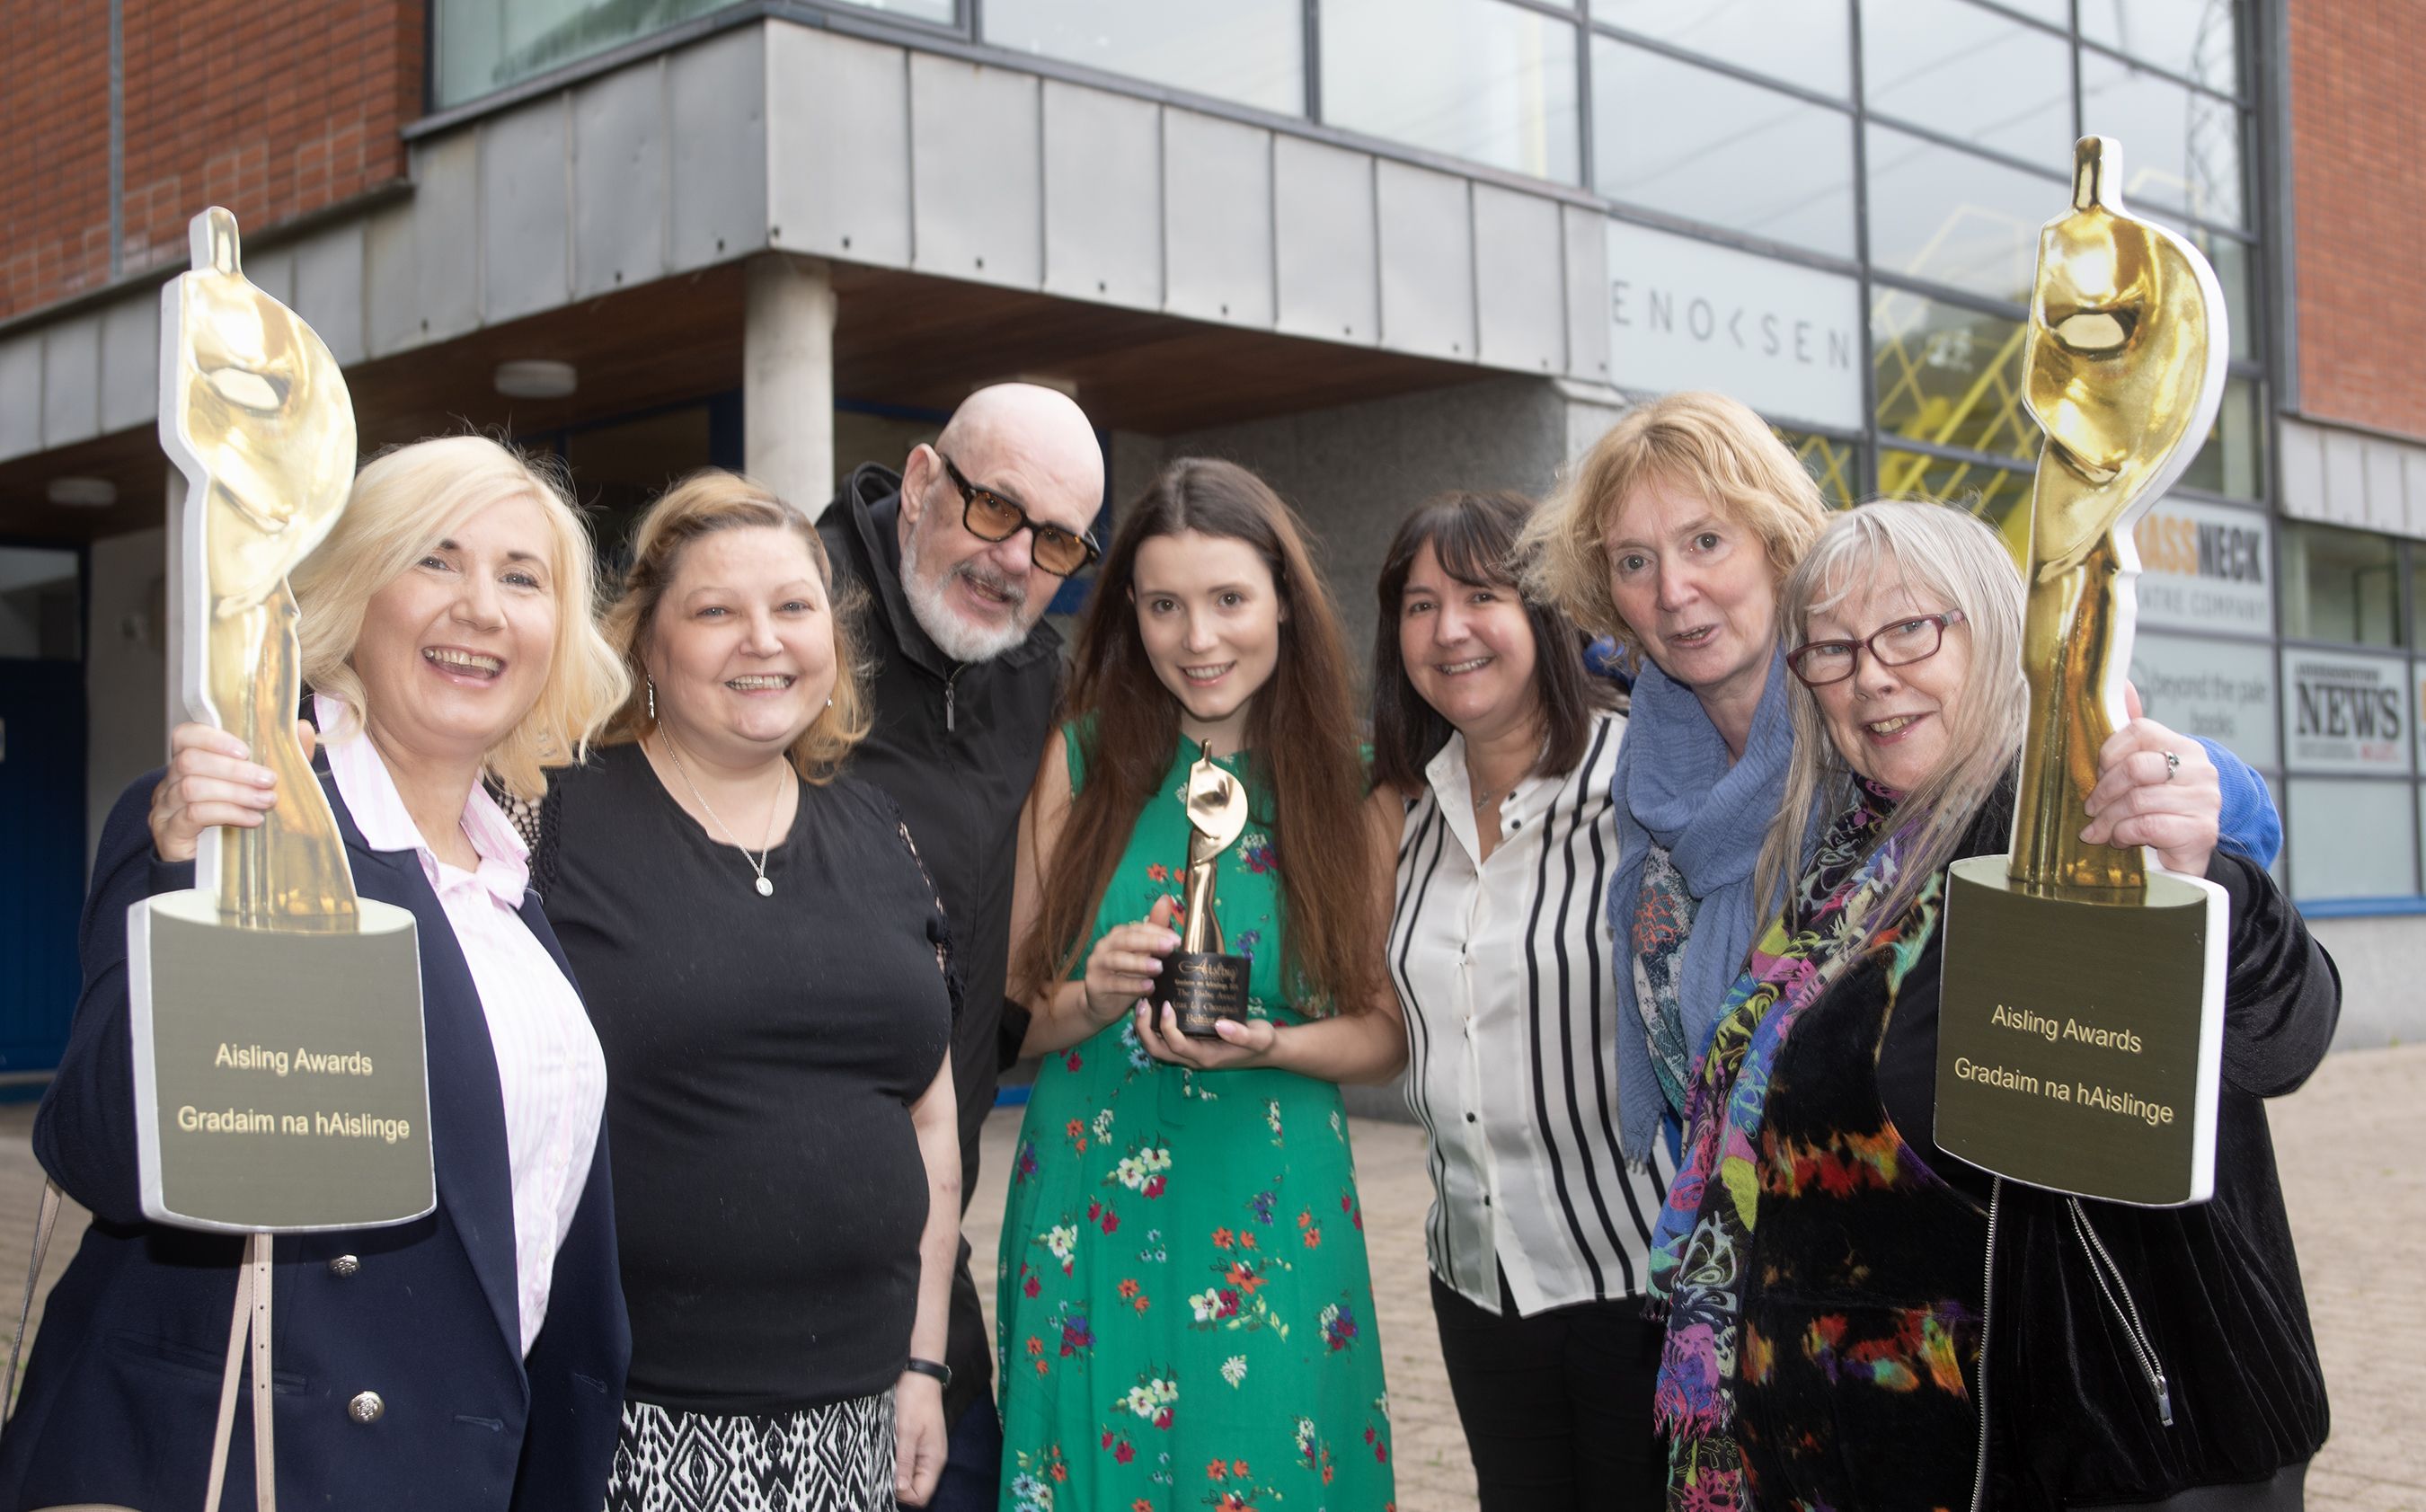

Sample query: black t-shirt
[540,742,956,1414]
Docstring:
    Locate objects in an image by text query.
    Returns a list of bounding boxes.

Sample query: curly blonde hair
[599,470,872,783]
[1520,391,1829,655]
[292,435,628,800]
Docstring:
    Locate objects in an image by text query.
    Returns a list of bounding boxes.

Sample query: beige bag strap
[200,1233,277,1512]
[4,1179,62,1420]
[7,1180,271,1510]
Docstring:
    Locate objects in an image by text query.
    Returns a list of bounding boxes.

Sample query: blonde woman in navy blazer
[0,437,632,1511]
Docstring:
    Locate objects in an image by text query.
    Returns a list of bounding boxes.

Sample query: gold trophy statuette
[164,206,360,932]
[1935,139,2231,1207]
[130,208,431,1239]
[1168,741,1252,1039]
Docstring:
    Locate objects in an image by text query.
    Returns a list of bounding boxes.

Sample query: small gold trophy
[128,208,431,1235]
[1935,139,2229,1207]
[1168,741,1252,1039]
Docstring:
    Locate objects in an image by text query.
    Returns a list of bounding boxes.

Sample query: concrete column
[743,253,837,517]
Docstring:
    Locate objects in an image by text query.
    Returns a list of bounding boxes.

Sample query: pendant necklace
[659,735,786,897]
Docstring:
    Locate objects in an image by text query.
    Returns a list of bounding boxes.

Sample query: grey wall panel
[1162,111,1274,327]
[1472,184,1563,375]
[2277,418,2324,522]
[1562,205,1611,382]
[1376,162,1474,361]
[412,131,483,346]
[2322,429,2368,528]
[766,26,909,268]
[1042,83,1160,310]
[573,61,670,298]
[0,336,40,461]
[290,222,367,369]
[669,25,767,270]
[2364,439,2407,535]
[243,248,297,311]
[99,295,158,433]
[2408,449,2426,540]
[909,54,1042,288]
[364,199,421,358]
[40,316,101,448]
[481,99,574,324]
[1273,137,1375,345]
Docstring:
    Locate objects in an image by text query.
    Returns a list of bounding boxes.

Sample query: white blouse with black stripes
[1389,708,1672,1315]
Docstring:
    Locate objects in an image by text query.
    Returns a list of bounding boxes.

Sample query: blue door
[0,546,87,1079]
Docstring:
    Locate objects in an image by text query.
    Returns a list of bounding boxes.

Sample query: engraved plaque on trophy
[128,208,433,1233]
[1935,139,2230,1207]
[1169,741,1252,1039]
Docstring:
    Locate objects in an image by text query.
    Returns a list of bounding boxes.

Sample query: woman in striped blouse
[1368,490,1667,1511]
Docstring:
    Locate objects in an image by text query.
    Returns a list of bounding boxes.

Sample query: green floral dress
[997,731,1396,1512]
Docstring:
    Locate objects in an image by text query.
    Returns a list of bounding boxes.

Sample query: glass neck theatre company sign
[1606,219,1864,432]
[2129,498,2271,634]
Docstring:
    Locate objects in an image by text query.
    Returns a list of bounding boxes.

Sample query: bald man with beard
[819,385,1104,1512]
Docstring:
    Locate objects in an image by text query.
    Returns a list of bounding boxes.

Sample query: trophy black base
[1935,856,2225,1207]
[1167,951,1250,1039]
[128,890,435,1233]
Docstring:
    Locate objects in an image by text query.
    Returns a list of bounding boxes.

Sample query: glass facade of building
[425,0,2426,907]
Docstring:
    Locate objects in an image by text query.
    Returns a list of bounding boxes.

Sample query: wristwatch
[903,1357,952,1387]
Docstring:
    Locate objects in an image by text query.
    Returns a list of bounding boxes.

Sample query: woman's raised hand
[1081,894,1182,1027]
[2080,685,2219,877]
[148,720,314,863]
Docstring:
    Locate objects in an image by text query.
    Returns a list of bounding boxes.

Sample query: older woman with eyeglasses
[1643,500,2335,1512]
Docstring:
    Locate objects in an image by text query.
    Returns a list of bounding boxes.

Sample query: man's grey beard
[902,533,1033,664]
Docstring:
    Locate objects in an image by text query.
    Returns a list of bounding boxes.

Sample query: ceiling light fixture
[493,359,579,400]
[48,476,118,508]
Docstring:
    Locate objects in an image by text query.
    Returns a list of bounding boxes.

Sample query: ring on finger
[2162,749,2180,782]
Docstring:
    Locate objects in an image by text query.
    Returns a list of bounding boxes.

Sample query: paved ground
[0,1046,2417,1508]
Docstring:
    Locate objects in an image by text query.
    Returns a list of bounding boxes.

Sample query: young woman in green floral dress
[999,458,1403,1512]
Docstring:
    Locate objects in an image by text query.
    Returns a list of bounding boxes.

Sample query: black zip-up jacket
[1749,785,2336,1509]
[819,464,1065,1427]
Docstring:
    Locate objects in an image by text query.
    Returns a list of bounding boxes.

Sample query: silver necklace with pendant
[659,736,785,897]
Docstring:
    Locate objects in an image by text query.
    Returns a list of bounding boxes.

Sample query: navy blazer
[0,770,629,1512]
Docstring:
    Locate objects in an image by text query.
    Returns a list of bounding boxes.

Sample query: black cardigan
[1731,782,2335,1510]
[1872,793,2339,1508]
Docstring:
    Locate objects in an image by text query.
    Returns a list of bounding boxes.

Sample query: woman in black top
[538,471,961,1511]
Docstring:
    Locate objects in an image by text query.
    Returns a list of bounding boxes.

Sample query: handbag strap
[8,1181,270,1510]
[3,1179,61,1420]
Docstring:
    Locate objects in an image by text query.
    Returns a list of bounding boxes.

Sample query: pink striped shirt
[317,695,606,1358]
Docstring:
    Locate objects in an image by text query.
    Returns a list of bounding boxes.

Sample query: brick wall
[2289,0,2426,441]
[0,1,423,322]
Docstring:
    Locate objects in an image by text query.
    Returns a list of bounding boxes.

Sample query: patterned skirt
[606,1392,895,1512]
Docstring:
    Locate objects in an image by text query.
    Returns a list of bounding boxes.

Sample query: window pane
[2078,51,2245,227]
[2142,213,2257,362]
[1323,0,1580,182]
[2128,632,2279,771]
[2280,522,2401,648]
[1591,40,1855,256]
[1590,0,1850,97]
[987,0,1303,116]
[436,0,770,108]
[1781,430,1863,507]
[0,548,80,661]
[1877,451,2034,548]
[1872,291,2037,463]
[2176,376,2262,500]
[2287,780,2415,898]
[1860,0,2074,164]
[1866,125,2065,305]
[2079,0,2241,97]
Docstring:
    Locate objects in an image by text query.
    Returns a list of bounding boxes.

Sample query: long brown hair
[1369,490,1613,797]
[1015,457,1381,1014]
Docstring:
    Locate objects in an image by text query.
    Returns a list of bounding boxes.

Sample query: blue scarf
[1607,651,1796,1161]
